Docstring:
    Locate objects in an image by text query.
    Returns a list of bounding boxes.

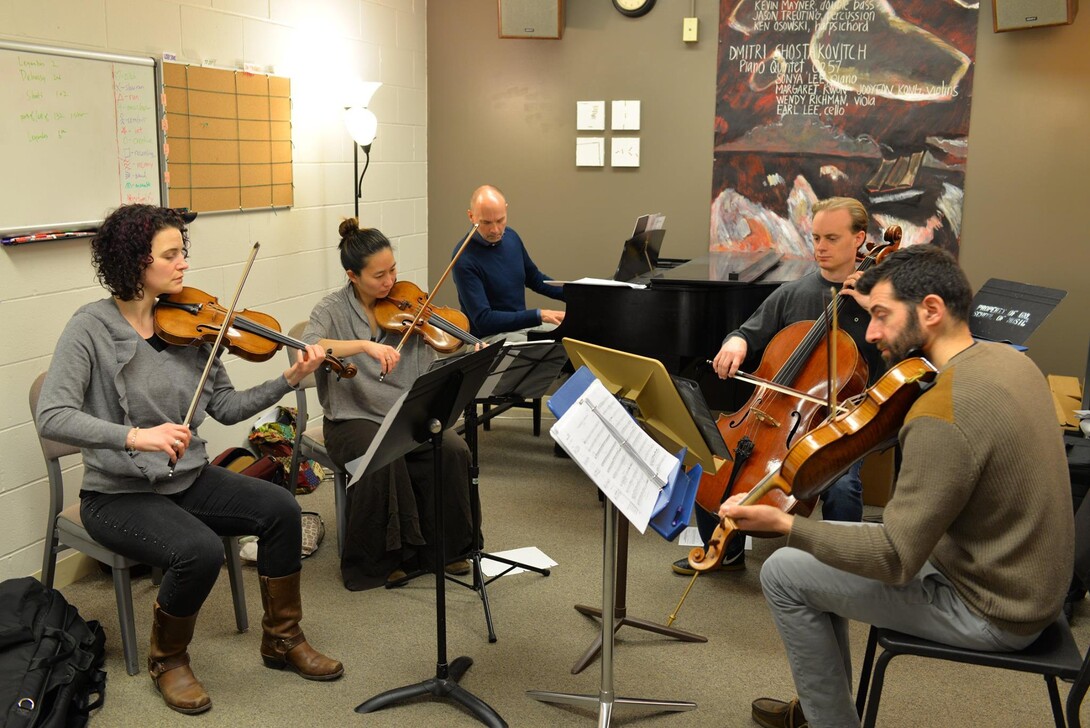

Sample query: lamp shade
[347,80,382,108]
[344,106,378,147]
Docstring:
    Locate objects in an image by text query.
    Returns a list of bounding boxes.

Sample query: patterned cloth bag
[248,406,326,494]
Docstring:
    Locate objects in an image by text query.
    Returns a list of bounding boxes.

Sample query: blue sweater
[452,227,565,337]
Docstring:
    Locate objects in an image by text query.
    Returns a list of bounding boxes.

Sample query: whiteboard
[0,41,165,236]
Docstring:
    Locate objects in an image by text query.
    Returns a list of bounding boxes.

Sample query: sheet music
[551,378,674,532]
[569,276,646,289]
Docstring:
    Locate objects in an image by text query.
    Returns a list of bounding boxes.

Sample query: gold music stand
[528,339,723,725]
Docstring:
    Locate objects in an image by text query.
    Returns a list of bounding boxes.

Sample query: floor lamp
[344,81,381,220]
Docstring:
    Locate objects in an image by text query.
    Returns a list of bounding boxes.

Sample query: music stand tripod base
[529,500,695,727]
[460,395,552,642]
[570,514,706,674]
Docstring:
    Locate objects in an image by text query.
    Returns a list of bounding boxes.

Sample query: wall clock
[612,0,656,18]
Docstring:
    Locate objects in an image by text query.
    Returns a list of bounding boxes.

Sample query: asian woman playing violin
[35,204,343,716]
[303,219,478,591]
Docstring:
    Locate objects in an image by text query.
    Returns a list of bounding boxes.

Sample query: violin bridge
[752,408,781,427]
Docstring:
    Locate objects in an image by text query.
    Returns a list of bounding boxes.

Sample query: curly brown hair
[91,205,189,300]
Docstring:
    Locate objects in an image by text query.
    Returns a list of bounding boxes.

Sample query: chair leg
[856,626,879,719]
[483,403,491,431]
[40,524,59,589]
[334,470,348,559]
[1044,676,1066,728]
[112,567,139,676]
[223,537,248,633]
[1067,663,1089,728]
[862,649,895,728]
[532,397,542,436]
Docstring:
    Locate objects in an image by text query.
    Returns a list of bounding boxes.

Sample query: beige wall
[0,0,427,582]
[427,1,1090,381]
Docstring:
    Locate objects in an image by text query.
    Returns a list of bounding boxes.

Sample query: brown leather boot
[259,572,344,680]
[148,603,211,714]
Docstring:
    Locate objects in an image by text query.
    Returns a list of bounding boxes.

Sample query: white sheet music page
[550,378,674,532]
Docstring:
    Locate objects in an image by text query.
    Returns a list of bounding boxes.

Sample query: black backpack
[0,578,106,728]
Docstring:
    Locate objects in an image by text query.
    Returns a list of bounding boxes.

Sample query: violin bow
[379,223,479,381]
[169,242,260,476]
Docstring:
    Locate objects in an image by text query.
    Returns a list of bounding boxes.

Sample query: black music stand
[454,340,568,642]
[348,344,507,728]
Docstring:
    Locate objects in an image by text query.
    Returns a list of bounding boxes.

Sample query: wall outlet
[683,17,698,42]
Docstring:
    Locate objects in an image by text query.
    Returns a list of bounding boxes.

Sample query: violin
[688,356,937,571]
[693,224,905,521]
[154,286,357,378]
[374,280,483,354]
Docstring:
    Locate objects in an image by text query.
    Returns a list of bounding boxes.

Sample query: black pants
[324,418,477,591]
[80,467,302,616]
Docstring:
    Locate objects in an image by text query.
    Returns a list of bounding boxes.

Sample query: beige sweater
[790,342,1073,636]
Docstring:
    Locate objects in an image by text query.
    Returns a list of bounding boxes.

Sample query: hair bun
[339,217,360,238]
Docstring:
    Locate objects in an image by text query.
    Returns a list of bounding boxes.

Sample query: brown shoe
[148,603,211,715]
[444,559,471,576]
[259,572,344,680]
[752,697,808,728]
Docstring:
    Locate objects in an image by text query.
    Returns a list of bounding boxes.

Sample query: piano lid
[645,251,816,288]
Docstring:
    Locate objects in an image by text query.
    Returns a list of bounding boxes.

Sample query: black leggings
[80,467,301,616]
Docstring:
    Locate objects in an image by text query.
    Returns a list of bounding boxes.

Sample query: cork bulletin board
[163,63,292,212]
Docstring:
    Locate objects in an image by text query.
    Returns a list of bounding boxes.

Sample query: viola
[374,280,483,354]
[154,286,357,378]
[688,356,938,571]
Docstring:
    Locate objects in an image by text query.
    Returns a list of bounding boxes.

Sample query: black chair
[855,616,1088,727]
[855,490,1090,728]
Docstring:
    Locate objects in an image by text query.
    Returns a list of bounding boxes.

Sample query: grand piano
[533,249,815,411]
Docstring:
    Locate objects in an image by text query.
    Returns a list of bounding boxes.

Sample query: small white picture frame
[611,137,640,168]
[611,100,640,131]
[576,137,605,167]
[576,100,606,131]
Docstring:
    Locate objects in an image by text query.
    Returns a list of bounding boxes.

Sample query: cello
[693,225,903,523]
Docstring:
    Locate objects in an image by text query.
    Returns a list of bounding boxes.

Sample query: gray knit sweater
[303,283,436,426]
[789,342,1074,636]
[36,298,293,495]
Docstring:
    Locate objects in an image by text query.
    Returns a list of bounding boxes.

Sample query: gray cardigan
[36,298,292,494]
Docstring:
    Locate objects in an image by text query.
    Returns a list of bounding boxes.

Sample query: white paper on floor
[480,546,558,577]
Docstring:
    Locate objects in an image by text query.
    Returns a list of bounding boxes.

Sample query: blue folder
[548,367,700,541]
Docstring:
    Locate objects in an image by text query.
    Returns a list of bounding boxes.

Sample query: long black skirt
[324,418,478,591]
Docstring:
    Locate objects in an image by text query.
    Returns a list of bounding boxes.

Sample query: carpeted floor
[58,410,1090,727]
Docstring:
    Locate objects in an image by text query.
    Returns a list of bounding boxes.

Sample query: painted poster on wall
[711,0,978,257]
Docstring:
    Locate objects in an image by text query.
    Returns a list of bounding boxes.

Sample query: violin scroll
[688,517,738,573]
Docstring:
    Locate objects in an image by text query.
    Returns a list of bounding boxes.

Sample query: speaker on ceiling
[498,0,564,39]
[993,0,1078,31]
